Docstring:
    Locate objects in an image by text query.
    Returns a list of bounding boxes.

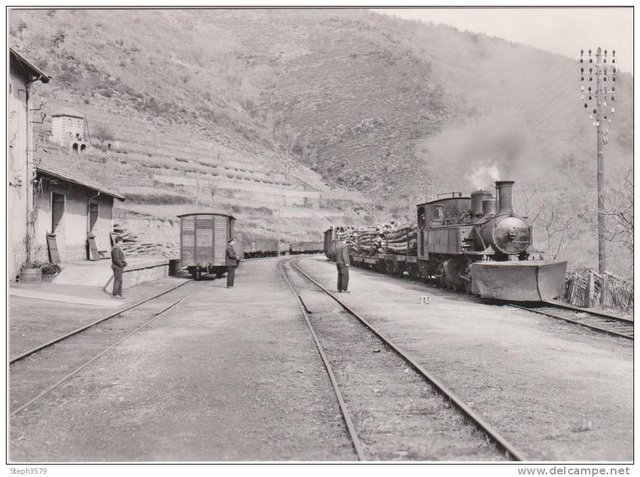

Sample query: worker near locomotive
[335,236,351,293]
[325,180,567,302]
[226,237,239,288]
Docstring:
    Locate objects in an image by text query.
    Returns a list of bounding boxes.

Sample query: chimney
[496,181,515,215]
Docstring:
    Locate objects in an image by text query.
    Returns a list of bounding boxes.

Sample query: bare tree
[517,182,584,260]
[92,124,115,148]
[604,168,633,252]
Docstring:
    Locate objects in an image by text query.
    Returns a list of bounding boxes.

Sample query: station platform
[10,256,171,308]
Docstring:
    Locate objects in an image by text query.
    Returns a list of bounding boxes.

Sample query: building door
[52,192,66,261]
[89,202,99,233]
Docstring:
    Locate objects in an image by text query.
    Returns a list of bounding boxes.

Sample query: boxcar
[323,228,336,260]
[179,212,235,279]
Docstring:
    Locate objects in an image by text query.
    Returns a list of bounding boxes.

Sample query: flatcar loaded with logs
[324,181,567,302]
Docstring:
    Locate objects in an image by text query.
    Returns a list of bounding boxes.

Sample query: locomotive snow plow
[470,260,567,302]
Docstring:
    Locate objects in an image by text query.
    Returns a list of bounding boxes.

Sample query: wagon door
[212,216,228,267]
[195,215,215,267]
[180,215,196,267]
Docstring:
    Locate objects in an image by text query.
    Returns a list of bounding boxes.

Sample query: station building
[8,48,49,279]
[32,154,125,264]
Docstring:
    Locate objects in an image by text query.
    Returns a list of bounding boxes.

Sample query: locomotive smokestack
[496,181,515,215]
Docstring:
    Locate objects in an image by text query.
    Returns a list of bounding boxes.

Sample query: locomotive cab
[416,193,472,261]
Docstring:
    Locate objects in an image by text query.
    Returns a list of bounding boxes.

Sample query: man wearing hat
[110,235,128,299]
[335,236,350,293]
[225,237,239,288]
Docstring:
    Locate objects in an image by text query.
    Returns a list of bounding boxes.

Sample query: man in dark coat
[335,237,350,293]
[225,238,239,288]
[111,236,127,299]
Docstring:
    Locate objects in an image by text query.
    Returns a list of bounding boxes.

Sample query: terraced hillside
[10,8,633,274]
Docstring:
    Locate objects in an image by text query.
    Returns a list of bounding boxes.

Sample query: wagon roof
[177,212,236,220]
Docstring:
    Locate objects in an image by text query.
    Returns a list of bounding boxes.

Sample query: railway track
[279,257,525,461]
[511,302,633,340]
[10,279,212,417]
[10,279,194,364]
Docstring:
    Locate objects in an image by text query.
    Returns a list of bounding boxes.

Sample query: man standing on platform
[226,238,239,288]
[335,237,350,293]
[111,236,127,299]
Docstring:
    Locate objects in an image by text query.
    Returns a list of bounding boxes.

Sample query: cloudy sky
[376,7,633,73]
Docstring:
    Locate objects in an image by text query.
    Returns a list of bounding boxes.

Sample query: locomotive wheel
[443,256,471,291]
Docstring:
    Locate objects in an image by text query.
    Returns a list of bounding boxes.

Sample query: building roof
[51,107,84,119]
[35,154,125,201]
[9,48,50,83]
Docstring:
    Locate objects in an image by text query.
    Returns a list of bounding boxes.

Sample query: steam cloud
[423,111,538,192]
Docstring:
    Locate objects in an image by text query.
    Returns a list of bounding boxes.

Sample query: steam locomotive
[324,180,567,302]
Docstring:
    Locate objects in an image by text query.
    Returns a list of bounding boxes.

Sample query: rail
[285,257,526,461]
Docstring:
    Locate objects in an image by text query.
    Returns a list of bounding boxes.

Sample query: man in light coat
[335,237,350,293]
[111,236,128,299]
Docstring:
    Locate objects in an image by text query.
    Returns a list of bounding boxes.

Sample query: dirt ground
[9,277,190,360]
[9,256,632,462]
[10,258,354,462]
[295,256,633,462]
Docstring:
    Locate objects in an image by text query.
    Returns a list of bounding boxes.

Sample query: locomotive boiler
[325,180,567,302]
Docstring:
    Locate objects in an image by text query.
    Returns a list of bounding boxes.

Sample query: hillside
[9,8,633,275]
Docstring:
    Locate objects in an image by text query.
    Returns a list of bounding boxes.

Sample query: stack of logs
[382,225,417,254]
[334,223,418,255]
[112,224,179,259]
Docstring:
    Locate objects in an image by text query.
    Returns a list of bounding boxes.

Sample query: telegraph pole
[579,47,616,282]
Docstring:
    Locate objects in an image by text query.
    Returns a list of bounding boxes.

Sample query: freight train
[324,181,567,302]
[178,212,320,279]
